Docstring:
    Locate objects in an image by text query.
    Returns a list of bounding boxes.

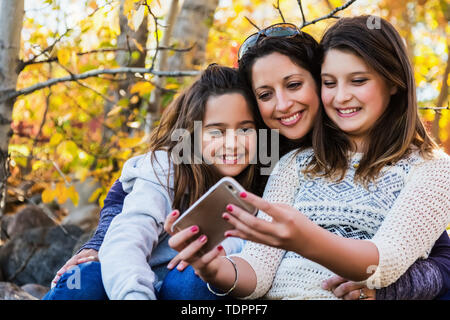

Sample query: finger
[237,191,283,220]
[77,255,98,264]
[191,244,225,271]
[164,210,180,235]
[168,225,200,251]
[168,234,208,269]
[223,212,280,247]
[176,260,189,271]
[321,275,347,291]
[343,289,363,300]
[225,204,277,237]
[333,281,363,298]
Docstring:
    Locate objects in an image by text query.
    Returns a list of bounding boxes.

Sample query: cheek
[320,88,334,109]
[258,102,275,124]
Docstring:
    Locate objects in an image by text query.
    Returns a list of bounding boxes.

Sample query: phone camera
[227,184,235,192]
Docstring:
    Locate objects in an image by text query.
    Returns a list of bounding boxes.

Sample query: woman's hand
[164,210,224,281]
[321,275,376,300]
[51,248,99,288]
[222,191,313,253]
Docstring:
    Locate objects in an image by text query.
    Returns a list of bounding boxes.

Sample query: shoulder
[279,147,314,167]
[120,150,174,192]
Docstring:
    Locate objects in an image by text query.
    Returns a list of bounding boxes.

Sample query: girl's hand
[222,191,313,253]
[164,210,223,278]
[321,275,376,300]
[51,249,99,288]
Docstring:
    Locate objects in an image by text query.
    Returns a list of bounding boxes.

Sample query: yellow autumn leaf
[56,182,69,204]
[57,48,71,66]
[130,81,154,95]
[67,185,79,207]
[41,187,55,203]
[49,132,64,147]
[107,105,123,117]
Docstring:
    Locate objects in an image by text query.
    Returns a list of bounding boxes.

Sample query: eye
[236,127,256,135]
[207,129,223,137]
[287,82,302,89]
[257,91,272,101]
[352,78,368,85]
[322,80,336,88]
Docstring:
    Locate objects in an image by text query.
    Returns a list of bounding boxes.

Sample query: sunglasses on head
[237,23,301,61]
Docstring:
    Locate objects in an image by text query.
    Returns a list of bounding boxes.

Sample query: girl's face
[321,49,397,150]
[251,52,320,140]
[202,93,257,177]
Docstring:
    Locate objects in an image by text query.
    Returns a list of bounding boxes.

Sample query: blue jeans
[42,261,223,300]
[42,261,108,300]
[158,265,230,300]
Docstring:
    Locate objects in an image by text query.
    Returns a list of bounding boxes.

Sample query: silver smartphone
[171,177,257,254]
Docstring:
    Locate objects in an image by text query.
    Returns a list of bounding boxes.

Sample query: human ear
[390,85,398,95]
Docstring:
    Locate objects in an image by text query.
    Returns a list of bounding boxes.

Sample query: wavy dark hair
[148,64,260,211]
[305,16,438,184]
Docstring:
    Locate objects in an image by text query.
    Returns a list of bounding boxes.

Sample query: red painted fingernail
[171,210,178,216]
[222,213,229,221]
[226,205,233,212]
[217,245,223,251]
[224,232,231,237]
[199,235,207,242]
[239,192,247,198]
[190,225,199,233]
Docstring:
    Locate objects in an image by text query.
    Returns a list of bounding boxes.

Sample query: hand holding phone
[171,177,257,254]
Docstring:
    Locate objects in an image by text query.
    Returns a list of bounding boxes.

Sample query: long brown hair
[305,16,438,184]
[148,64,259,211]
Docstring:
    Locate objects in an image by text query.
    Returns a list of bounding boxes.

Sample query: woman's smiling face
[251,52,320,140]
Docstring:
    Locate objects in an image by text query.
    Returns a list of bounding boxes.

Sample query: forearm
[376,259,443,300]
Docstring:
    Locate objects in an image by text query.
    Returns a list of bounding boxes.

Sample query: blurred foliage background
[4,0,449,213]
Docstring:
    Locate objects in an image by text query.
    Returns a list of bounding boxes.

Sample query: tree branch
[0,68,199,103]
[274,0,286,23]
[300,0,357,29]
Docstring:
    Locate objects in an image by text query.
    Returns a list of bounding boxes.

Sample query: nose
[275,90,294,113]
[335,84,352,104]
[224,129,237,150]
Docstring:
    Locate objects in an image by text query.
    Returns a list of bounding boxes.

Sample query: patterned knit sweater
[234,148,450,300]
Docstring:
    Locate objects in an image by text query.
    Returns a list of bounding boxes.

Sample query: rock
[21,283,50,300]
[0,282,38,300]
[61,204,100,232]
[0,225,84,286]
[72,229,96,255]
[6,205,56,239]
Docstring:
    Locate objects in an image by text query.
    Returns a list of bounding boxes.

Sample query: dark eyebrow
[321,71,370,77]
[255,73,305,90]
[204,120,256,128]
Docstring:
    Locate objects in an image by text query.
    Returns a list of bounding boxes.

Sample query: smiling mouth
[336,107,362,117]
[278,111,304,126]
[218,154,245,164]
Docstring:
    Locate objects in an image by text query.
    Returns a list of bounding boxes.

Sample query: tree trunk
[0,0,24,221]
[147,0,219,127]
[431,44,450,144]
[146,0,180,131]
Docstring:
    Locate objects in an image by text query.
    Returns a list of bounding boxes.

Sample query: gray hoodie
[99,150,243,300]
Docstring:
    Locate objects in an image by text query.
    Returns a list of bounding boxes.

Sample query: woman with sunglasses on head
[165,17,450,300]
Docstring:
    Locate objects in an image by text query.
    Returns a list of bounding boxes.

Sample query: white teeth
[338,108,359,114]
[281,112,300,122]
[223,155,239,161]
